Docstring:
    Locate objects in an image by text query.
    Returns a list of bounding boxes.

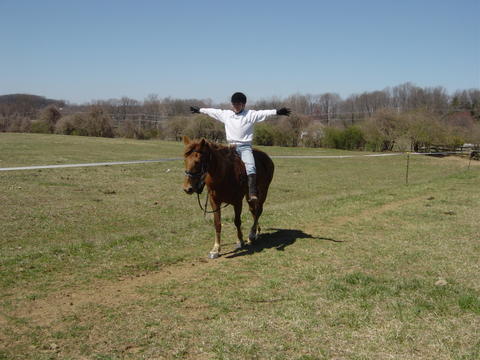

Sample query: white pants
[235,144,256,175]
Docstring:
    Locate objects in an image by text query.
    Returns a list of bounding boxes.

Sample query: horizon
[1,0,479,104]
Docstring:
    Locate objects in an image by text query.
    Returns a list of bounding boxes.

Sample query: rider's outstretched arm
[250,107,291,123]
[190,106,226,123]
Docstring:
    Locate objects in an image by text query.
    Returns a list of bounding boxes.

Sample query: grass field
[1,133,479,359]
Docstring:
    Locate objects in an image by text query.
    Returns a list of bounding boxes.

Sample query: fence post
[405,152,410,185]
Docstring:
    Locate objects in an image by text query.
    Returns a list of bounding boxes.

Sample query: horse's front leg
[234,202,245,250]
[209,199,222,259]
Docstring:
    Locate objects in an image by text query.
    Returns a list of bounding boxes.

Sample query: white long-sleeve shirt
[199,108,277,145]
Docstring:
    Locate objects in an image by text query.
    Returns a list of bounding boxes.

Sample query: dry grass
[0,133,479,359]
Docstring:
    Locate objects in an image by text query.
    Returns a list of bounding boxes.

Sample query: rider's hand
[190,106,200,114]
[276,107,291,116]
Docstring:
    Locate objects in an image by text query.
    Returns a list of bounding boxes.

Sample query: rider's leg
[236,144,257,202]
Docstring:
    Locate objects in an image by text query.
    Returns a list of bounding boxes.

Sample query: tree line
[0,83,479,151]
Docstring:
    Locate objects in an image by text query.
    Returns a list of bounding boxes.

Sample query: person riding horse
[190,92,290,203]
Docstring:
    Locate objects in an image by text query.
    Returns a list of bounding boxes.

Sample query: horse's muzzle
[184,186,194,195]
[183,183,205,195]
[184,170,206,195]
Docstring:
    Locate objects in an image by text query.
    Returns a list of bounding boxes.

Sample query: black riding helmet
[231,92,247,104]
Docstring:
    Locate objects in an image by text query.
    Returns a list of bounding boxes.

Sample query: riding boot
[247,174,258,203]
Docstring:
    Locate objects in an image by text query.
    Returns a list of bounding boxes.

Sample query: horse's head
[182,136,210,195]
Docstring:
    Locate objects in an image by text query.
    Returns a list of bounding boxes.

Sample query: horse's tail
[253,149,275,186]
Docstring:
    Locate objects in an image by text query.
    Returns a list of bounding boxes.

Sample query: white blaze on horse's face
[183,136,207,195]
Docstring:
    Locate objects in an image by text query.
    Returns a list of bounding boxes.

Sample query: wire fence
[0,151,475,176]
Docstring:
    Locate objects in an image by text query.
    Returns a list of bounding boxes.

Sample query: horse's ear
[183,135,191,145]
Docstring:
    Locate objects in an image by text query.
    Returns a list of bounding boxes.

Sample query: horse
[182,136,275,259]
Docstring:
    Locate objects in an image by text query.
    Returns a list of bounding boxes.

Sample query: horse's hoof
[249,232,258,242]
[208,252,220,259]
[234,243,245,251]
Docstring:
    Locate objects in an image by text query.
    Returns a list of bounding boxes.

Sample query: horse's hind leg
[234,202,245,250]
[248,202,263,244]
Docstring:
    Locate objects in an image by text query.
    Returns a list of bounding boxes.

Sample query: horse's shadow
[224,228,342,258]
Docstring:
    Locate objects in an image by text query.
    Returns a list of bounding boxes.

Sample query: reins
[196,191,230,217]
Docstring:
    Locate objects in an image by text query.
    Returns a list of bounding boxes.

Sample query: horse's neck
[207,148,233,182]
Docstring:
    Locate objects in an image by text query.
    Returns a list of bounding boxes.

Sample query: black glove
[190,106,200,114]
[276,107,291,116]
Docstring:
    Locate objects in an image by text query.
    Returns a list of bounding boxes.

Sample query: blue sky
[1,0,479,104]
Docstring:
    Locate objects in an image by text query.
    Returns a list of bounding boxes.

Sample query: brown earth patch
[327,196,424,228]
[2,253,234,328]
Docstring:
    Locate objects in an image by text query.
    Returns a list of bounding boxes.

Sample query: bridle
[184,148,229,216]
[184,150,208,193]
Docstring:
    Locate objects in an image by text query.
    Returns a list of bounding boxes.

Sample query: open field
[1,133,479,359]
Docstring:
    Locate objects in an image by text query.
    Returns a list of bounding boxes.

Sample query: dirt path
[327,196,425,227]
[0,193,457,328]
[2,254,232,328]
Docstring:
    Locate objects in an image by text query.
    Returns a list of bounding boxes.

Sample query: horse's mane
[195,140,246,181]
[207,141,239,163]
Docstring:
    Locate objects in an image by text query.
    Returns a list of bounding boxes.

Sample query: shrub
[55,115,78,135]
[1,115,31,133]
[321,126,366,150]
[393,137,412,152]
[466,123,480,145]
[4,116,31,133]
[405,111,447,151]
[361,110,406,151]
[0,116,7,132]
[132,127,147,140]
[272,126,294,146]
[274,115,309,147]
[144,128,162,139]
[184,115,225,142]
[254,123,275,146]
[39,105,61,133]
[55,113,90,136]
[117,120,162,140]
[165,116,190,141]
[342,126,366,150]
[30,120,51,134]
[302,123,324,148]
[84,106,114,137]
[322,127,343,149]
[118,120,138,139]
[54,109,114,138]
[446,135,465,149]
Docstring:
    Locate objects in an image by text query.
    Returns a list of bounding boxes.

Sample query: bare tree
[143,94,161,117]
[318,93,341,125]
[253,96,284,110]
[285,94,311,115]
[341,94,361,124]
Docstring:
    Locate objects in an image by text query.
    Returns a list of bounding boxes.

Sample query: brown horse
[182,136,275,259]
